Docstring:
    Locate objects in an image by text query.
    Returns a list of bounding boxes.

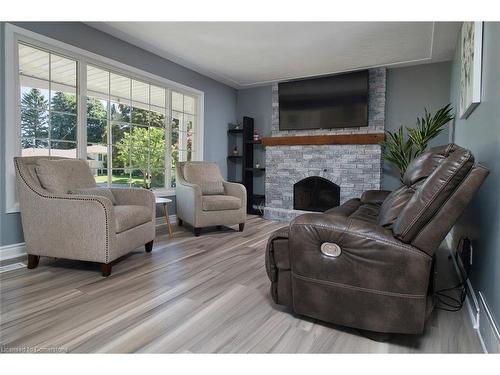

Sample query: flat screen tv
[279,70,368,130]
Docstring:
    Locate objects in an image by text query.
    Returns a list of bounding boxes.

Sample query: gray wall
[236,86,272,195]
[383,62,452,190]
[449,22,500,324]
[0,22,237,246]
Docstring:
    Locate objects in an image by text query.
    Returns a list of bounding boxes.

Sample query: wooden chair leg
[100,263,112,277]
[194,227,201,237]
[145,240,154,253]
[27,254,40,269]
[239,223,245,232]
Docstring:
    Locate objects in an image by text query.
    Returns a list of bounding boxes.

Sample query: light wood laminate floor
[0,216,482,353]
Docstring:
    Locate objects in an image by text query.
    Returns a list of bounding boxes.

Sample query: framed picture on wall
[459,21,483,119]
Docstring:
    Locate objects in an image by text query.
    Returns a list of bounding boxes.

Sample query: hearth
[293,176,340,212]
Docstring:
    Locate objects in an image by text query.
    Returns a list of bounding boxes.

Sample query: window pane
[50,141,77,158]
[91,168,109,187]
[131,170,147,188]
[130,148,149,168]
[19,44,49,81]
[151,169,165,189]
[172,91,183,112]
[87,66,109,95]
[111,122,130,145]
[110,102,130,122]
[21,139,49,156]
[185,114,195,133]
[21,107,49,139]
[87,144,108,170]
[151,86,165,108]
[184,95,195,114]
[149,108,166,128]
[111,169,131,187]
[112,144,129,169]
[110,73,130,101]
[51,54,77,87]
[149,127,166,171]
[87,119,107,144]
[132,80,149,106]
[87,97,108,120]
[131,107,149,126]
[130,125,149,148]
[172,111,183,133]
[50,90,77,115]
[20,78,50,109]
[50,113,77,142]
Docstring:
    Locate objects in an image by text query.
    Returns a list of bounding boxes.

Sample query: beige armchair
[14,156,156,276]
[176,161,246,236]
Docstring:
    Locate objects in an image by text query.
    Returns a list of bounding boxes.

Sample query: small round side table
[155,197,173,238]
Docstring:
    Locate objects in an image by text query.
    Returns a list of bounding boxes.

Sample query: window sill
[153,188,176,197]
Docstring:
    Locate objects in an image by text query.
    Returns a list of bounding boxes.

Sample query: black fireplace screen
[293,176,340,212]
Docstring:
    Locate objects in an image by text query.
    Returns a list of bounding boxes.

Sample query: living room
[1,1,500,372]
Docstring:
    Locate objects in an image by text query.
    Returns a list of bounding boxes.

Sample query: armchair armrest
[288,213,431,296]
[110,187,155,217]
[223,181,247,203]
[360,190,391,205]
[175,180,202,224]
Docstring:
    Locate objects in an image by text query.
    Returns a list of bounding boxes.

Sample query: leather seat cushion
[202,195,242,211]
[114,205,152,233]
[349,203,380,223]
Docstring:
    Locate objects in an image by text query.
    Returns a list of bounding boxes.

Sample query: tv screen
[279,70,368,130]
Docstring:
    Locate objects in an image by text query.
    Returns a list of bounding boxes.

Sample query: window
[86,65,198,189]
[18,43,78,157]
[8,27,203,209]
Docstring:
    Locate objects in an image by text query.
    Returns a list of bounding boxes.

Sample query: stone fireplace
[264,68,386,221]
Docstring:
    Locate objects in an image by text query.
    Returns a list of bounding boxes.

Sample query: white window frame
[4,23,205,213]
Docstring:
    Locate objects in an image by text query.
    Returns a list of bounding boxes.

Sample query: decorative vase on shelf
[255,162,260,169]
[233,146,239,156]
[253,130,259,141]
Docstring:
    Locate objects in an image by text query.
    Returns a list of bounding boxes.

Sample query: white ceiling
[86,22,460,89]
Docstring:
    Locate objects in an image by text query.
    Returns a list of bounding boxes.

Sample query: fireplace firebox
[293,176,340,212]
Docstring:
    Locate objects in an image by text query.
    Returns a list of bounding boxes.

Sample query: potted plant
[381,104,454,181]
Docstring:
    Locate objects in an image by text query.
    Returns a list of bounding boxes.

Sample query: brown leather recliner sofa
[265,144,488,334]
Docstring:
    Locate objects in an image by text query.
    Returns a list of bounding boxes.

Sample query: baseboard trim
[448,247,500,353]
[0,242,26,262]
[478,292,500,353]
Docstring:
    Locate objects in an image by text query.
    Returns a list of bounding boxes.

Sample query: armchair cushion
[183,162,224,195]
[114,205,153,234]
[70,187,117,205]
[202,195,242,211]
[35,159,96,194]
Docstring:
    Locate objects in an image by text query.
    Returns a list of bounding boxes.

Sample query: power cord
[433,248,468,312]
[434,279,467,312]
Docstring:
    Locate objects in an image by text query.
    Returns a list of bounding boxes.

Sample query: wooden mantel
[261,133,384,146]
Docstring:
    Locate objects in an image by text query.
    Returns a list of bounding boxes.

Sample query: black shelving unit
[227,117,265,215]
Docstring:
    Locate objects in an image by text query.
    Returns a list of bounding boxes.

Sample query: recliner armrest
[360,190,391,205]
[288,213,431,296]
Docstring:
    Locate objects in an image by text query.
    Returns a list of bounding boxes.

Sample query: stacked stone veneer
[264,68,386,222]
